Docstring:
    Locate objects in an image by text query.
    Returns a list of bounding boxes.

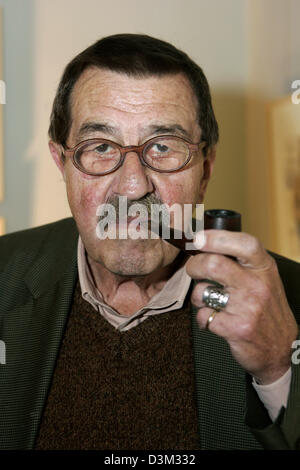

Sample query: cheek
[158,169,203,206]
[79,189,101,222]
[65,172,108,224]
[160,182,185,206]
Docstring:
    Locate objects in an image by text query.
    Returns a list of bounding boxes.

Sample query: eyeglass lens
[74,137,191,174]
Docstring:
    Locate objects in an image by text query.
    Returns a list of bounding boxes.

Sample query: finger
[191,281,233,310]
[190,281,257,318]
[194,229,272,269]
[205,310,219,330]
[196,307,235,336]
[186,252,250,288]
[197,307,246,344]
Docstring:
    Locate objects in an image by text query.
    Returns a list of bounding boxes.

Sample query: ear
[199,145,217,201]
[49,140,66,181]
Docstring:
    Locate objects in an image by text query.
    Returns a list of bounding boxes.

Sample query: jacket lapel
[0,219,78,449]
[191,302,263,450]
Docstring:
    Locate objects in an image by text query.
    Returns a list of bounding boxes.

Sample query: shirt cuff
[252,367,291,422]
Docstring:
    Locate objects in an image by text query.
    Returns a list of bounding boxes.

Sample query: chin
[92,237,166,277]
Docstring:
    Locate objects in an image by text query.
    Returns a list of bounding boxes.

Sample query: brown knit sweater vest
[35,281,199,450]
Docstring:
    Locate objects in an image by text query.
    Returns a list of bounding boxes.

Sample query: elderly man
[0,34,299,451]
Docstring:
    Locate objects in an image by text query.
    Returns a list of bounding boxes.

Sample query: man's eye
[94,143,112,154]
[152,143,169,153]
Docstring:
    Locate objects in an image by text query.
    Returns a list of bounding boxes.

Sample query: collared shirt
[77,236,291,422]
[77,236,192,332]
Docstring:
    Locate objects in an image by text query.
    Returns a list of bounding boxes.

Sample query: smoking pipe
[150,209,241,255]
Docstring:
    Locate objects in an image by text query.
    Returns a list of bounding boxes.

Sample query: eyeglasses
[62,135,206,176]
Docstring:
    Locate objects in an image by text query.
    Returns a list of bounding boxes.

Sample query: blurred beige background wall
[246,0,300,250]
[0,0,299,255]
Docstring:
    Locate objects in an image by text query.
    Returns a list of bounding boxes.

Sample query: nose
[112,150,154,200]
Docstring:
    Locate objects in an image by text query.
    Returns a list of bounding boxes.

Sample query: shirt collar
[77,236,192,330]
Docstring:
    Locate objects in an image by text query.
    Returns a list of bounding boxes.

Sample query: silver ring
[202,285,229,311]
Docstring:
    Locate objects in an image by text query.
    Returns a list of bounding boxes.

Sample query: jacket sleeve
[244,252,300,449]
[245,331,300,450]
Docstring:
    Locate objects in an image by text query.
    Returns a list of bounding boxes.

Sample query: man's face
[50,68,215,277]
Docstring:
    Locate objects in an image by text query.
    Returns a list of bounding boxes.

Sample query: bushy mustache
[99,194,164,221]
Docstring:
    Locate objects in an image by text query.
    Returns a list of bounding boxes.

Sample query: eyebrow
[76,122,117,141]
[75,121,191,142]
[147,124,191,139]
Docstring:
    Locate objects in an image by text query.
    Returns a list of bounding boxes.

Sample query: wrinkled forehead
[69,67,200,122]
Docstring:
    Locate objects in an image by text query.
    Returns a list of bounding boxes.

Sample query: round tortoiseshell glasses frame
[62,135,207,176]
